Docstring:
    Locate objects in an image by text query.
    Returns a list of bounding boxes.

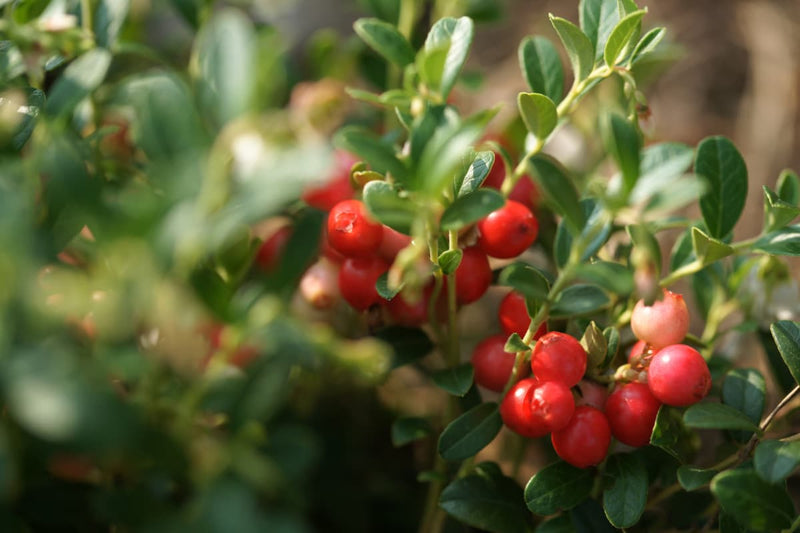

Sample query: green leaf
[603,327,620,367]
[630,142,694,204]
[527,154,585,236]
[721,368,765,439]
[683,403,760,433]
[440,189,505,231]
[603,113,641,196]
[770,321,800,385]
[535,514,575,533]
[498,262,551,301]
[754,225,800,256]
[362,180,417,234]
[417,45,448,92]
[650,406,698,463]
[696,136,748,239]
[438,403,503,461]
[754,440,800,484]
[691,226,734,265]
[440,462,532,533]
[579,0,619,62]
[375,326,434,368]
[376,272,402,301]
[354,18,416,67]
[418,119,484,196]
[677,465,717,491]
[391,417,432,447]
[518,36,565,103]
[424,17,475,99]
[630,27,665,64]
[711,468,795,532]
[45,49,112,117]
[763,186,800,232]
[525,461,593,515]
[777,169,800,205]
[457,151,495,196]
[94,0,129,49]
[432,363,474,397]
[574,261,634,295]
[551,284,610,318]
[549,15,595,82]
[194,9,256,126]
[602,453,647,528]
[518,92,558,140]
[438,249,463,275]
[335,126,409,183]
[505,333,530,354]
[603,9,646,66]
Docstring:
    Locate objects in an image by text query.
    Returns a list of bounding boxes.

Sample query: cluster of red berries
[471,288,712,469]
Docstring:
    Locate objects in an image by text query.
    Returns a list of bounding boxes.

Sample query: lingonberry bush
[2,0,800,531]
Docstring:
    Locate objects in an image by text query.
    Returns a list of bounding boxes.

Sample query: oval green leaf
[677,465,717,491]
[45,48,112,117]
[574,261,634,295]
[549,15,595,82]
[518,36,564,103]
[550,284,610,318]
[424,17,475,98]
[603,113,641,196]
[362,180,417,234]
[683,403,760,433]
[432,363,474,397]
[603,9,646,67]
[525,460,593,515]
[457,151,495,197]
[579,0,619,62]
[498,262,551,301]
[711,468,795,532]
[527,154,585,236]
[518,92,557,140]
[631,26,665,65]
[438,402,502,461]
[438,249,463,275]
[721,368,765,437]
[755,225,800,256]
[354,18,416,67]
[440,189,505,231]
[602,453,647,528]
[696,136,748,239]
[754,439,800,484]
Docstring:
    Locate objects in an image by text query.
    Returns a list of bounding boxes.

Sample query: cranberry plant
[1,0,800,531]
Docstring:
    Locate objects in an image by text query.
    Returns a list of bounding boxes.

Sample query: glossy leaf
[440,189,505,231]
[650,406,698,463]
[362,180,417,234]
[438,249,463,275]
[579,0,619,62]
[525,461,593,515]
[574,261,634,295]
[354,18,416,67]
[335,126,409,183]
[631,27,665,64]
[527,154,585,236]
[549,15,595,82]
[696,136,748,238]
[438,403,502,461]
[518,36,564,103]
[376,272,402,301]
[603,113,640,196]
[498,263,551,301]
[777,169,800,205]
[518,92,557,140]
[95,0,129,49]
[424,17,475,98]
[432,363,474,397]
[763,186,800,232]
[683,403,760,433]
[457,151,495,196]
[721,368,765,439]
[602,453,647,528]
[677,466,717,491]
[440,462,531,533]
[754,440,800,484]
[504,333,530,354]
[45,49,112,117]
[771,320,800,385]
[550,284,610,318]
[603,9,645,66]
[711,468,795,532]
[391,417,432,447]
[691,226,734,265]
[754,225,800,256]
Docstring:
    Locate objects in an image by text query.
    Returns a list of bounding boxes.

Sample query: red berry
[384,286,430,327]
[528,380,575,433]
[647,344,711,407]
[482,152,506,190]
[498,290,548,338]
[576,379,608,410]
[327,199,384,258]
[500,378,547,438]
[477,200,539,259]
[508,175,540,210]
[630,289,690,349]
[377,225,412,262]
[605,382,661,447]
[302,151,357,211]
[338,256,389,311]
[255,225,292,272]
[531,332,587,387]
[471,334,519,392]
[454,246,492,304]
[551,406,611,468]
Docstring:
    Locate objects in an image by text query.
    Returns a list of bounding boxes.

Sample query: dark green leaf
[603,113,640,196]
[354,18,416,66]
[335,126,409,183]
[754,440,800,484]
[683,403,760,433]
[721,368,765,440]
[438,403,502,461]
[696,136,748,238]
[602,453,647,528]
[95,0,129,49]
[677,465,717,491]
[432,363,474,397]
[630,143,694,203]
[391,417,432,446]
[376,272,402,300]
[505,333,530,354]
[650,406,699,463]
[549,15,595,82]
[498,262,551,301]
[631,27,665,64]
[777,169,800,206]
[691,226,734,265]
[362,180,417,234]
[527,154,585,236]
[711,468,795,532]
[440,189,505,231]
[603,10,645,66]
[424,17,475,98]
[457,151,495,196]
[518,92,558,140]
[518,36,565,103]
[669,227,695,271]
[603,327,620,367]
[771,321,800,385]
[535,514,574,533]
[551,284,610,318]
[763,186,800,232]
[45,49,112,117]
[375,326,434,368]
[759,327,796,395]
[12,88,44,150]
[438,249,463,275]
[440,462,532,533]
[525,461,593,515]
[754,225,800,256]
[574,261,633,295]
[579,0,618,62]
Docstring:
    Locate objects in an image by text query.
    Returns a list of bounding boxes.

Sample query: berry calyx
[454,246,492,304]
[327,199,384,258]
[630,289,690,349]
[471,334,520,392]
[498,290,548,339]
[338,256,389,311]
[477,200,539,259]
[647,344,711,407]
[531,332,587,388]
[551,406,611,468]
[605,382,661,447]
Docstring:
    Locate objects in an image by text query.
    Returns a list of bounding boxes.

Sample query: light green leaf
[630,142,694,203]
[362,180,417,234]
[94,0,129,49]
[518,36,564,103]
[440,189,505,231]
[763,186,800,232]
[631,27,665,64]
[579,0,619,62]
[504,333,530,354]
[574,261,633,295]
[335,126,409,183]
[549,15,595,82]
[45,49,112,117]
[691,226,734,265]
[424,17,475,99]
[777,169,800,206]
[457,151,495,196]
[438,249,463,275]
[603,9,646,66]
[721,368,765,437]
[354,18,416,67]
[754,225,800,256]
[650,406,699,463]
[518,92,557,140]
